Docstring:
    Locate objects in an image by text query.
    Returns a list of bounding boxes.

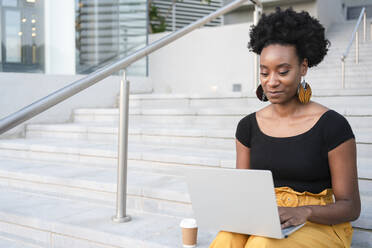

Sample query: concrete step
[317,44,372,54]
[0,156,369,218]
[310,63,372,72]
[125,91,372,113]
[26,124,236,149]
[0,137,371,167]
[327,20,372,35]
[325,43,372,51]
[0,138,236,168]
[353,194,372,231]
[0,157,194,217]
[311,69,371,77]
[60,104,372,117]
[352,228,372,248]
[308,71,372,79]
[1,183,368,247]
[324,41,372,48]
[128,89,372,107]
[73,108,247,127]
[308,75,372,83]
[356,144,372,158]
[312,84,372,91]
[0,236,42,248]
[323,56,372,64]
[0,157,371,232]
[318,59,372,68]
[359,158,372,179]
[309,68,372,75]
[129,95,372,110]
[327,29,372,37]
[0,186,214,248]
[311,83,372,90]
[323,42,372,49]
[25,123,372,150]
[309,77,372,84]
[318,54,372,64]
[0,159,370,248]
[71,107,372,129]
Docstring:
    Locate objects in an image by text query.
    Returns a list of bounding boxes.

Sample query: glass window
[1,0,44,72]
[2,0,17,7]
[75,0,148,76]
[5,10,21,62]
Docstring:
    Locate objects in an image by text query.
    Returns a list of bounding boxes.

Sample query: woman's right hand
[279,206,312,229]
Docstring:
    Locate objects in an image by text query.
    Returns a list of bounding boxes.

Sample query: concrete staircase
[0,20,371,247]
[0,89,371,247]
[307,18,372,89]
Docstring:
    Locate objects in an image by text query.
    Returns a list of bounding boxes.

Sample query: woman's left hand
[278,206,312,229]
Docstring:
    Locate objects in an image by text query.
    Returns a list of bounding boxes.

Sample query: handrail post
[340,7,365,88]
[252,1,262,90]
[112,70,131,223]
[356,31,359,64]
[363,11,366,42]
[341,56,345,88]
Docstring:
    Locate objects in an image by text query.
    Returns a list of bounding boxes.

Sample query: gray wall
[0,73,152,138]
[0,73,119,138]
[316,0,344,31]
[148,22,254,94]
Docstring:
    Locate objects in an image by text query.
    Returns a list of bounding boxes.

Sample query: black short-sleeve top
[235,110,355,194]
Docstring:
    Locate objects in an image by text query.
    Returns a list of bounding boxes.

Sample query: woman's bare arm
[305,138,361,224]
[280,138,361,228]
[236,139,250,169]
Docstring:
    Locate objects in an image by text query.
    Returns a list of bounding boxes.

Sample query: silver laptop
[185,167,305,239]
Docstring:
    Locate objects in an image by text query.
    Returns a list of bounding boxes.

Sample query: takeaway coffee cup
[180,218,198,247]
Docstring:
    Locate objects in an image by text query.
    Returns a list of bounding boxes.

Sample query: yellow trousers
[209,187,353,248]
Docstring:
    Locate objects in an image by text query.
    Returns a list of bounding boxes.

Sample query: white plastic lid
[180,218,197,228]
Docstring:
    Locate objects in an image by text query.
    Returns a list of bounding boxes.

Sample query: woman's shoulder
[239,110,258,122]
[254,105,271,119]
[236,111,258,148]
[308,101,329,113]
[313,106,355,151]
[297,101,350,128]
[308,101,346,123]
[306,102,330,120]
[309,102,355,149]
[238,105,273,125]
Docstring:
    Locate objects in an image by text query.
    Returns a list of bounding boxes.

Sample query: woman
[209,7,360,248]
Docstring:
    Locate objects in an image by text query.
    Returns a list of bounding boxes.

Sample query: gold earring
[297,77,312,104]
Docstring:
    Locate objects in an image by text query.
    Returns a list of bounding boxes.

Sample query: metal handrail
[252,0,263,90]
[0,0,259,223]
[341,7,366,88]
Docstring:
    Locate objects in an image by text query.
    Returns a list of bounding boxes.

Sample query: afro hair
[248,7,330,68]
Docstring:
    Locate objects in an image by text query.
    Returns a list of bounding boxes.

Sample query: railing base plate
[112,215,132,223]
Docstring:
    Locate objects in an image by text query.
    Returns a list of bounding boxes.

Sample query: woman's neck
[270,98,304,118]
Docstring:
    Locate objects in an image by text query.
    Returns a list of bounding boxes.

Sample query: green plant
[148,0,212,33]
[149,4,167,33]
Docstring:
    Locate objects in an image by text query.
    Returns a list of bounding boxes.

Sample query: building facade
[0,0,370,77]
